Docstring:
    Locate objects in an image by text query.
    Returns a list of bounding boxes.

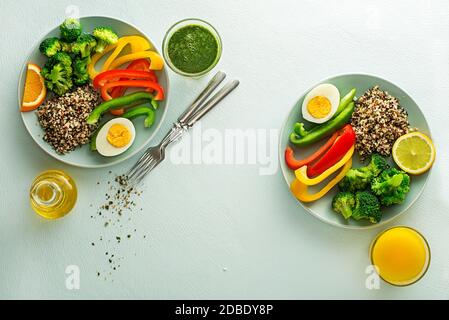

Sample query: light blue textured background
[1,0,448,299]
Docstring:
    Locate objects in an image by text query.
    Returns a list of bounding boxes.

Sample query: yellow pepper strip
[108,51,164,71]
[101,41,129,73]
[102,36,153,72]
[290,158,353,203]
[88,36,153,79]
[295,146,354,186]
[88,44,117,79]
[119,36,152,52]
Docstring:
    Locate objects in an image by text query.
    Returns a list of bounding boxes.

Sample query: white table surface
[1,0,449,299]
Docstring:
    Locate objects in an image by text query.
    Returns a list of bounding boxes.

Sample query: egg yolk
[107,124,132,148]
[307,96,332,119]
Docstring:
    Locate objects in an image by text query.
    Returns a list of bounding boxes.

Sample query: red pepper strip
[109,60,155,115]
[93,70,157,89]
[307,124,356,177]
[285,131,339,170]
[112,61,158,96]
[101,80,165,101]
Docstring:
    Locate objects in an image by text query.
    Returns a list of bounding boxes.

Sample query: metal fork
[126,71,240,185]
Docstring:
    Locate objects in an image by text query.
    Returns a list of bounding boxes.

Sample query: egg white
[96,118,136,157]
[302,83,340,124]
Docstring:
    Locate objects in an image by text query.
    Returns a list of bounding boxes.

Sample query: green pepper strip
[294,88,356,138]
[86,91,156,125]
[290,102,355,147]
[123,106,155,128]
[90,123,105,151]
[334,88,356,118]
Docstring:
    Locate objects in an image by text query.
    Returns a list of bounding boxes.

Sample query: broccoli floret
[93,26,119,53]
[364,154,390,177]
[371,168,410,206]
[60,18,82,42]
[39,37,61,57]
[352,191,382,224]
[73,56,90,86]
[60,41,73,53]
[72,33,97,58]
[41,52,73,96]
[42,64,73,96]
[338,154,389,192]
[332,192,355,219]
[338,169,372,193]
[52,52,73,67]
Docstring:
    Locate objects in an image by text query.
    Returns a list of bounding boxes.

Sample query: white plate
[279,74,432,229]
[18,16,170,168]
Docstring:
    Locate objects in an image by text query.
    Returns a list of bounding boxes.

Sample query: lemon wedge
[392,132,436,175]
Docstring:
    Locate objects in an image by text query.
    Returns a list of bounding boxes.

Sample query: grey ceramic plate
[18,16,169,168]
[279,74,432,229]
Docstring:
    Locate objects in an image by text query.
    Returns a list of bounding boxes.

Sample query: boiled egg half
[96,118,136,157]
[302,83,340,124]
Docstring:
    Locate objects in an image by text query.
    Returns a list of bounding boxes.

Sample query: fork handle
[177,71,226,124]
[185,80,240,127]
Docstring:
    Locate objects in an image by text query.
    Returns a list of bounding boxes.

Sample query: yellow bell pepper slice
[290,158,353,203]
[119,36,152,52]
[295,146,354,186]
[89,36,153,79]
[108,51,164,71]
[102,36,153,72]
[88,44,117,79]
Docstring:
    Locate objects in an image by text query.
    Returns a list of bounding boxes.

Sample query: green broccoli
[73,56,90,86]
[39,37,61,57]
[52,52,73,67]
[72,33,97,58]
[338,169,372,193]
[371,168,410,206]
[60,18,82,42]
[352,191,382,224]
[332,192,355,219]
[339,154,389,192]
[59,41,73,53]
[41,52,73,96]
[93,26,119,53]
[364,154,390,177]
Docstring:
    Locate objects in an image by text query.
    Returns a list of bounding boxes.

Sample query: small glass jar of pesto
[163,19,222,77]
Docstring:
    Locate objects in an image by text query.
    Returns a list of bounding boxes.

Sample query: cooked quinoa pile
[37,85,100,154]
[351,86,409,160]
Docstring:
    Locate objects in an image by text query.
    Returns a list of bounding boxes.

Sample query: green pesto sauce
[168,25,219,74]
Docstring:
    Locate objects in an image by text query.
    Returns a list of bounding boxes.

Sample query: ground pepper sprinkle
[351,86,410,160]
[37,85,100,154]
[91,172,147,281]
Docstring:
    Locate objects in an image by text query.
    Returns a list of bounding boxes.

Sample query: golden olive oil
[30,170,77,219]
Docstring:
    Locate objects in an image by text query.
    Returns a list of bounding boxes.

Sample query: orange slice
[21,63,46,112]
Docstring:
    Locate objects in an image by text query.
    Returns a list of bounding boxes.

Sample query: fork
[126,71,240,185]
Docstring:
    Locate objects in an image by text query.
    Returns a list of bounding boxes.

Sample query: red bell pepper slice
[307,124,356,177]
[285,131,339,170]
[93,70,157,89]
[101,80,165,101]
[109,59,156,115]
[110,60,158,96]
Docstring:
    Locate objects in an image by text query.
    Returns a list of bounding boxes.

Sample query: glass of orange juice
[370,226,430,286]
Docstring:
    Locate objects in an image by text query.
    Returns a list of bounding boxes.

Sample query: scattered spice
[90,173,147,281]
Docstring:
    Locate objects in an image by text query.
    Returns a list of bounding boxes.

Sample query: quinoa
[351,86,409,160]
[37,85,101,154]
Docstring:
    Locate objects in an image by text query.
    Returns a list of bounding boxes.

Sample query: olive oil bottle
[30,170,77,219]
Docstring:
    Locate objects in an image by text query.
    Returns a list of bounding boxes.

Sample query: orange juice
[370,226,430,286]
